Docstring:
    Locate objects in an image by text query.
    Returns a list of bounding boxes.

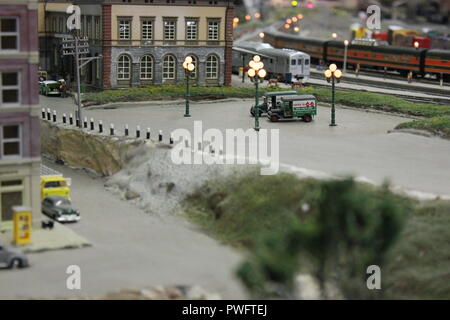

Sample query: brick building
[0,0,41,228]
[38,0,235,89]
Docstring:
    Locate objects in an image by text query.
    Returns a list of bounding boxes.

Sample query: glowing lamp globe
[185,56,193,64]
[334,69,342,79]
[248,69,256,78]
[258,69,267,78]
[187,63,195,72]
[329,64,338,72]
[324,70,332,78]
[253,55,261,63]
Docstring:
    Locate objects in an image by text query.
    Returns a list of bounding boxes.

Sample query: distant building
[0,0,41,227]
[38,0,235,89]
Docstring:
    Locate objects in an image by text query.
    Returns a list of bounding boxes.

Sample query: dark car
[0,242,29,269]
[42,196,80,223]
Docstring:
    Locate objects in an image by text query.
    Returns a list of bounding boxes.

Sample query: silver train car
[233,42,311,83]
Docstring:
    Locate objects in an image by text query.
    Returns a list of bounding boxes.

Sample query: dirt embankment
[40,121,146,176]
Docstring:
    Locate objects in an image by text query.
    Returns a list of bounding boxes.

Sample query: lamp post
[247,55,267,132]
[343,40,349,75]
[183,56,196,117]
[324,63,342,127]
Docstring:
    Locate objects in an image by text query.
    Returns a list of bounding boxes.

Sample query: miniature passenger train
[264,30,450,82]
[232,42,311,83]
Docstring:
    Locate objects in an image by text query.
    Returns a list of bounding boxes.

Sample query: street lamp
[324,63,342,127]
[332,33,338,39]
[343,40,349,75]
[183,56,196,117]
[248,55,267,132]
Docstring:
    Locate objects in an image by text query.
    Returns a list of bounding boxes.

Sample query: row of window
[0,124,21,158]
[118,17,221,41]
[117,54,220,80]
[0,72,20,106]
[47,15,102,40]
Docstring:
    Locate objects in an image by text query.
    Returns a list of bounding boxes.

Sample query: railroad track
[309,72,450,105]
[309,80,450,105]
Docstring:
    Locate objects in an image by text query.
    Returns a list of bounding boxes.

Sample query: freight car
[264,30,450,82]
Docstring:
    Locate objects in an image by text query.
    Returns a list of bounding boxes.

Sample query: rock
[125,189,141,200]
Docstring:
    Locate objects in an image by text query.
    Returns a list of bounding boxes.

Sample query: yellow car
[41,176,71,200]
[40,165,71,200]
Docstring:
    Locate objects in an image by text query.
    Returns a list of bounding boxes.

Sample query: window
[206,55,219,79]
[163,19,176,40]
[117,55,131,80]
[141,19,154,41]
[162,55,176,80]
[0,17,18,50]
[118,18,131,40]
[140,55,153,80]
[86,16,92,38]
[207,19,220,41]
[94,17,101,39]
[305,59,310,65]
[1,124,21,158]
[185,19,198,40]
[291,59,297,65]
[0,72,20,106]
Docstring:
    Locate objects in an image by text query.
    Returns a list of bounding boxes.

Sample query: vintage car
[267,95,317,122]
[39,80,62,96]
[0,241,29,269]
[42,196,80,223]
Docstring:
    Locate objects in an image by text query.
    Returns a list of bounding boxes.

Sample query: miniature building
[0,0,41,228]
[38,0,235,89]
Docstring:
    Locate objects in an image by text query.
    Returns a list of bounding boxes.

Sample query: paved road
[41,95,450,197]
[0,161,245,299]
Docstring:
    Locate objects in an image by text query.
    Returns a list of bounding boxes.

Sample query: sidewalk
[0,221,90,253]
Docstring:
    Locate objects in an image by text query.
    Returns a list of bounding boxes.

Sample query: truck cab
[250,91,298,116]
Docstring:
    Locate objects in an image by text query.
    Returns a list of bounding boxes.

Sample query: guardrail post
[110,123,115,136]
[146,127,151,140]
[136,125,140,138]
[99,120,103,133]
[158,130,162,142]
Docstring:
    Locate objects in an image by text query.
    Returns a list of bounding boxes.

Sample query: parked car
[0,242,29,269]
[39,80,62,96]
[42,196,80,223]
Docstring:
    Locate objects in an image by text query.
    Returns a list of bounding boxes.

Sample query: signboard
[13,207,32,245]
[293,100,316,112]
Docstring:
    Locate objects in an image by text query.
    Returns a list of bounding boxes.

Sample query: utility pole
[62,34,101,129]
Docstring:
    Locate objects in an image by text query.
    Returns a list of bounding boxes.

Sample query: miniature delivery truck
[267,95,317,122]
[40,165,71,200]
[250,91,298,117]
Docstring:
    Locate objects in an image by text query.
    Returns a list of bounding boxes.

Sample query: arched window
[140,55,154,80]
[117,55,131,80]
[162,55,176,80]
[186,55,198,79]
[206,55,219,79]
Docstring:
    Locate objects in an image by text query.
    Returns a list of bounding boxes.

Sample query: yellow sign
[13,206,32,245]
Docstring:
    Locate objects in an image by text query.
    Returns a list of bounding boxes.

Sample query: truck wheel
[270,115,279,122]
[303,115,313,123]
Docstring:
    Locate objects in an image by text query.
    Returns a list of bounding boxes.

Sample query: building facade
[0,0,41,228]
[38,0,234,89]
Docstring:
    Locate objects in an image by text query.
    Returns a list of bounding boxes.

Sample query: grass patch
[183,171,450,299]
[395,116,450,138]
[82,85,259,105]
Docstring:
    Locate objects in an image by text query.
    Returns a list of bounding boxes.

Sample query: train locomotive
[233,42,311,83]
[264,30,450,82]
